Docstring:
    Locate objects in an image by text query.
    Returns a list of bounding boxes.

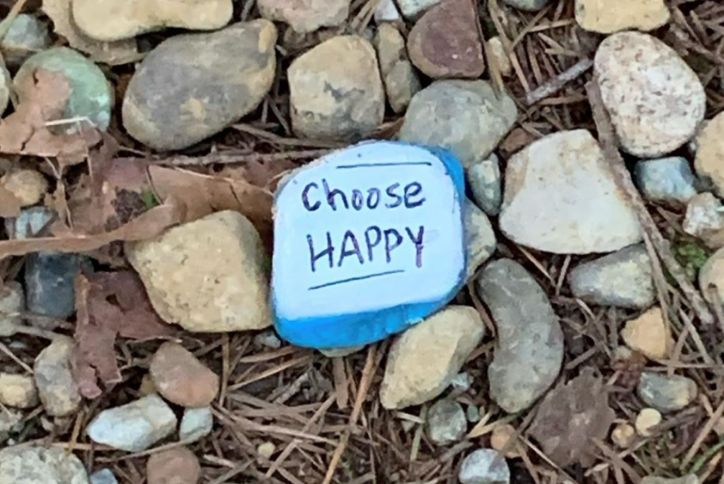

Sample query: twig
[525,58,593,106]
[119,149,331,167]
[586,80,716,328]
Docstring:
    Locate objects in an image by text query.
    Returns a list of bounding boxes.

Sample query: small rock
[179,406,213,443]
[380,305,484,409]
[259,0,349,33]
[257,441,276,459]
[500,130,642,253]
[641,475,699,484]
[487,37,512,77]
[621,307,672,360]
[0,14,51,68]
[0,65,9,114]
[1,169,48,207]
[476,259,564,413]
[611,423,636,448]
[594,32,706,157]
[253,330,282,349]
[464,199,496,280]
[0,373,37,408]
[503,0,548,10]
[694,112,724,198]
[635,407,662,436]
[6,206,54,239]
[89,469,118,484]
[397,0,440,18]
[449,372,473,396]
[0,409,21,444]
[568,244,654,309]
[683,193,724,247]
[150,342,219,408]
[72,0,232,41]
[700,247,724,308]
[468,154,502,216]
[634,157,698,204]
[575,0,670,33]
[0,446,88,484]
[147,447,200,484]
[15,47,114,132]
[34,336,82,417]
[127,211,271,332]
[87,394,177,452]
[25,253,83,320]
[319,345,365,358]
[407,0,484,79]
[123,20,276,151]
[399,80,517,167]
[426,399,467,446]
[466,405,481,423]
[0,282,23,337]
[490,424,522,458]
[459,449,510,484]
[637,372,697,413]
[288,35,384,141]
[375,0,401,23]
[374,23,420,113]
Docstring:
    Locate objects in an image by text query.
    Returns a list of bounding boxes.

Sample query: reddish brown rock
[149,342,219,408]
[407,0,484,79]
[147,447,200,484]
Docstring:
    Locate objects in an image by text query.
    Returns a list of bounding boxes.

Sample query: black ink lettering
[322,178,349,210]
[301,182,321,211]
[384,228,403,263]
[404,182,425,208]
[364,226,382,262]
[366,188,380,209]
[307,233,334,272]
[405,225,425,268]
[351,189,364,210]
[338,230,364,267]
[385,183,402,208]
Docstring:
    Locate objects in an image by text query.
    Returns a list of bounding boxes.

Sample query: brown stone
[407,0,484,79]
[149,342,219,407]
[147,447,200,484]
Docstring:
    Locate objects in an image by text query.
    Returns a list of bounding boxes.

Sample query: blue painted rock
[272,140,466,349]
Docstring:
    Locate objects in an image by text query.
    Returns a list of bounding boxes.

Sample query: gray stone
[503,0,549,11]
[476,259,564,413]
[641,475,699,484]
[374,0,401,23]
[34,336,82,417]
[374,23,420,113]
[87,394,177,452]
[253,330,282,349]
[258,0,349,33]
[0,446,88,484]
[1,14,51,68]
[459,448,510,484]
[398,80,517,168]
[25,253,82,320]
[179,406,213,443]
[0,282,23,337]
[15,47,113,132]
[123,20,277,151]
[464,199,496,280]
[449,372,473,396]
[468,154,502,216]
[397,0,440,18]
[466,405,481,423]
[0,409,21,444]
[0,64,9,115]
[683,192,724,247]
[637,372,697,413]
[568,244,655,309]
[426,399,467,446]
[634,157,698,204]
[89,469,118,484]
[5,207,54,240]
[320,345,365,358]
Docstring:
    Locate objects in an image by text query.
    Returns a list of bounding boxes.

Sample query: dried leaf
[528,368,616,467]
[72,271,174,398]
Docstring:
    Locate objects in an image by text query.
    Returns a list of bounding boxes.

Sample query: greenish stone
[14,47,113,132]
[1,13,51,68]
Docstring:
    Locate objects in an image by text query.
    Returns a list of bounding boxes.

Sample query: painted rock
[272,141,466,349]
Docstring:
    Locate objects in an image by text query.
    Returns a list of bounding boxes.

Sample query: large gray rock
[426,399,467,446]
[464,199,496,280]
[0,446,88,484]
[399,80,516,168]
[637,372,697,413]
[634,157,698,204]
[122,20,277,151]
[34,336,82,417]
[459,449,510,484]
[476,259,564,413]
[568,244,655,309]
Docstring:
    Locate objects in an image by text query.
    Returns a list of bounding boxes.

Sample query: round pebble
[426,399,467,446]
[459,448,510,484]
[149,342,219,408]
[147,447,200,484]
[490,424,521,458]
[611,423,636,448]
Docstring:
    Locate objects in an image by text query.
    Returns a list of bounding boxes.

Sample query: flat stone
[25,253,83,320]
[73,0,232,41]
[700,247,724,308]
[637,372,697,412]
[0,446,88,484]
[641,476,699,484]
[15,47,113,132]
[459,449,510,484]
[407,0,484,79]
[468,154,502,216]
[272,141,466,349]
[621,307,672,359]
[259,0,349,33]
[399,80,517,168]
[150,342,219,407]
[89,469,118,484]
[426,399,467,446]
[123,20,276,151]
[147,447,200,484]
[380,305,484,409]
[594,32,706,157]
[568,244,654,309]
[127,210,271,333]
[634,157,698,204]
[374,0,401,23]
[476,259,564,413]
[1,169,48,207]
[500,130,642,254]
[179,406,213,443]
[288,35,384,141]
[464,198,496,280]
[374,23,420,113]
[694,112,724,198]
[635,407,662,436]
[0,282,23,337]
[34,336,82,417]
[87,394,177,452]
[398,0,440,18]
[0,14,51,68]
[575,0,670,33]
[0,373,37,408]
[503,0,548,10]
[683,193,724,247]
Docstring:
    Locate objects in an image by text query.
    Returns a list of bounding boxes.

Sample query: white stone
[594,31,706,157]
[90,469,118,484]
[0,446,88,484]
[500,130,642,254]
[179,406,213,443]
[575,0,670,33]
[683,193,724,247]
[0,373,37,408]
[374,0,401,23]
[459,449,510,484]
[398,0,440,19]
